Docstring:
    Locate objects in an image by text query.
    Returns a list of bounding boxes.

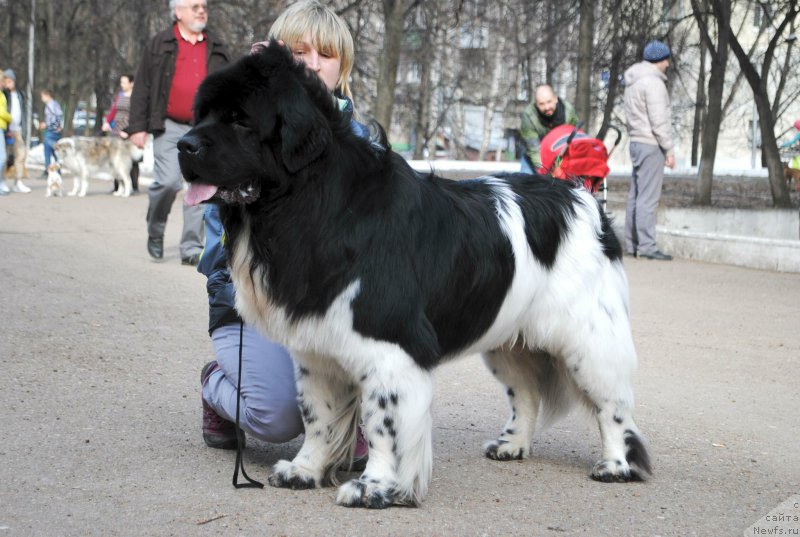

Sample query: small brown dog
[45,163,64,197]
[784,162,800,192]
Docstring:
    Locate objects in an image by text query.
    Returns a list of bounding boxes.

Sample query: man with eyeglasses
[128,0,229,266]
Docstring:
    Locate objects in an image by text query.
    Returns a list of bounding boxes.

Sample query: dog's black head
[179,40,344,206]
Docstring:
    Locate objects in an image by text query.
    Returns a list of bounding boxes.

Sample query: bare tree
[691,0,731,206]
[727,0,798,207]
[594,0,662,140]
[690,15,707,167]
[374,0,417,130]
[575,0,595,126]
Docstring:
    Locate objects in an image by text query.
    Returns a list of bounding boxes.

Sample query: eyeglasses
[182,2,207,13]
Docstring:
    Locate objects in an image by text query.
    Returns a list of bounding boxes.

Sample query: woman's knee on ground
[242,398,304,443]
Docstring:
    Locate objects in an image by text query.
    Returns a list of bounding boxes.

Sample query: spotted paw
[267,460,318,490]
[335,478,397,509]
[590,459,642,483]
[484,439,526,461]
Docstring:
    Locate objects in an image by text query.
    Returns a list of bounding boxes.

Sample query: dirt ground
[1,178,798,536]
[439,169,800,210]
[605,174,800,210]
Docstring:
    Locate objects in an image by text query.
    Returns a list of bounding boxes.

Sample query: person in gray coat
[623,40,675,261]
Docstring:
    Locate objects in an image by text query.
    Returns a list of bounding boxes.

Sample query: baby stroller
[525,124,622,208]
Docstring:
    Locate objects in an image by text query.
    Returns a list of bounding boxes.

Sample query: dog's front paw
[484,439,527,461]
[336,478,398,509]
[590,459,643,483]
[267,460,318,490]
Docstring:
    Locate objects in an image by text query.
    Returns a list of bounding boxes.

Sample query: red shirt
[166,24,207,124]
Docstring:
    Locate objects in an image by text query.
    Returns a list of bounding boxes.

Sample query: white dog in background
[45,163,63,197]
[54,137,143,197]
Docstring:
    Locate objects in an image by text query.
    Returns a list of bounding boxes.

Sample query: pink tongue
[184,183,218,206]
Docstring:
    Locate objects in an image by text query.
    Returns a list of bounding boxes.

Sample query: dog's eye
[228,111,251,130]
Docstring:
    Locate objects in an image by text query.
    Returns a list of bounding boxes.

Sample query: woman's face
[120,76,133,92]
[290,32,341,92]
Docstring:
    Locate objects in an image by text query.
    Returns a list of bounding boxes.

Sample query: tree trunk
[691,18,706,167]
[478,32,506,161]
[545,6,558,86]
[728,13,794,208]
[575,0,594,127]
[412,53,431,160]
[374,0,408,132]
[692,0,729,206]
[596,0,624,141]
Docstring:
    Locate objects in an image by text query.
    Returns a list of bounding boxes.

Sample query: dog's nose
[177,133,201,155]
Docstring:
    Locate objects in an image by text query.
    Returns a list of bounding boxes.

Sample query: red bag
[538,125,609,193]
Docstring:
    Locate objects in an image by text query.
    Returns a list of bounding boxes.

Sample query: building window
[406,61,422,84]
[460,23,489,49]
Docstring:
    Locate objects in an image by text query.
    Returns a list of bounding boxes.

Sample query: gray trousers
[147,119,204,258]
[202,322,304,443]
[625,142,665,256]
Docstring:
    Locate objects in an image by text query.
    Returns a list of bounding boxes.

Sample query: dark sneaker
[201,361,244,450]
[639,250,673,261]
[351,425,369,471]
[340,424,369,471]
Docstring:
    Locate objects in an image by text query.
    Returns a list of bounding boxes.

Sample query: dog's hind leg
[560,280,652,482]
[79,175,90,197]
[268,351,360,490]
[68,176,80,197]
[482,347,572,461]
[335,350,434,508]
[114,158,132,197]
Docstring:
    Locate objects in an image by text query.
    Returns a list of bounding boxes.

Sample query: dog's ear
[249,43,332,172]
[278,99,331,173]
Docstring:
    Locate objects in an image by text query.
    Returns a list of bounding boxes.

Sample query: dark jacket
[127,24,229,135]
[198,103,369,335]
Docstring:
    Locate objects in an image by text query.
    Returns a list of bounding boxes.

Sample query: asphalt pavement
[1,178,798,536]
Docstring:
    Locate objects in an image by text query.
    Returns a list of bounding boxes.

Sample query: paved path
[1,180,798,536]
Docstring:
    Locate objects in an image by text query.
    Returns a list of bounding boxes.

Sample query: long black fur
[178,44,648,506]
[179,43,616,369]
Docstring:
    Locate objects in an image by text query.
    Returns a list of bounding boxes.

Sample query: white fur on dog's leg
[555,279,652,483]
[336,477,398,509]
[268,352,360,491]
[482,349,544,461]
[590,409,650,483]
[267,460,320,490]
[335,354,433,508]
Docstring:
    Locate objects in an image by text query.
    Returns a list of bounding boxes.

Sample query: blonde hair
[269,0,355,99]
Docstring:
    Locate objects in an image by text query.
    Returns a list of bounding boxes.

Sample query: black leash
[232,319,264,489]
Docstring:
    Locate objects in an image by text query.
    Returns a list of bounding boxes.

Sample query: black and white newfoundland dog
[178,42,651,508]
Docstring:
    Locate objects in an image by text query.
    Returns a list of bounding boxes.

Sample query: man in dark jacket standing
[128,0,229,265]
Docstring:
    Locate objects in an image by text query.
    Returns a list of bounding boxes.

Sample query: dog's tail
[55,137,74,149]
[53,137,75,160]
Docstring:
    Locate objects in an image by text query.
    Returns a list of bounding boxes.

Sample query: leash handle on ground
[233,319,264,489]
